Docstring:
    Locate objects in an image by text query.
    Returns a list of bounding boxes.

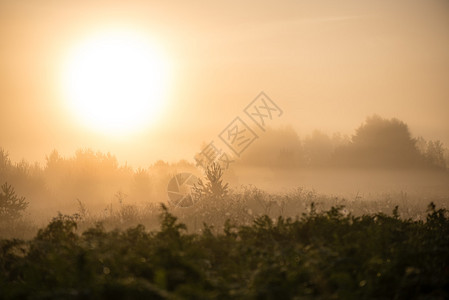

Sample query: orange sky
[1,0,448,167]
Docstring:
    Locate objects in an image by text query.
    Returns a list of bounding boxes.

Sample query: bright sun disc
[62,29,171,135]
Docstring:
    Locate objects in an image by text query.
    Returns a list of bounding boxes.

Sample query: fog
[1,2,449,297]
[1,0,449,166]
[1,116,448,237]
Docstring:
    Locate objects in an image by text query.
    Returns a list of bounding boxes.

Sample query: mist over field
[1,0,449,298]
[2,116,449,299]
[1,115,448,234]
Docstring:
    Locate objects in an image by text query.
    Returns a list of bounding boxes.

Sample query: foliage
[193,162,229,201]
[0,182,28,221]
[239,126,305,167]
[417,138,447,169]
[238,116,449,169]
[333,115,425,168]
[0,115,448,224]
[0,204,448,299]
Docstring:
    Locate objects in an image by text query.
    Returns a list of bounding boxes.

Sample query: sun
[61,28,171,135]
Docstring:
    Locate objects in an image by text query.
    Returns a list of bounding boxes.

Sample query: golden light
[61,28,172,135]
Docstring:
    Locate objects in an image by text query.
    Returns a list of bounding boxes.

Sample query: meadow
[1,161,449,299]
[1,199,448,299]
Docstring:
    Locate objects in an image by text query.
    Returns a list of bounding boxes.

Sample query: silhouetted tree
[333,115,424,168]
[424,140,446,169]
[0,148,12,173]
[239,126,304,167]
[193,162,229,200]
[130,168,152,200]
[0,182,28,221]
[303,130,333,166]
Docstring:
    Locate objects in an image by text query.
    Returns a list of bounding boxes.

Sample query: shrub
[0,182,28,222]
[193,162,229,201]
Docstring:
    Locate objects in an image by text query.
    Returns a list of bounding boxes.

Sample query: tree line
[239,115,449,169]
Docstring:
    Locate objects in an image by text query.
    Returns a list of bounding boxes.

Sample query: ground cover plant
[1,202,448,299]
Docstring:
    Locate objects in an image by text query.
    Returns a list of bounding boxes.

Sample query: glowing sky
[1,0,448,167]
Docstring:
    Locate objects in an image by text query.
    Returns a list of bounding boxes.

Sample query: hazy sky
[1,0,448,167]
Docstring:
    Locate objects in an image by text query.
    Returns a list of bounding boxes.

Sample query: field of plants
[1,200,448,299]
[1,125,448,299]
[1,164,449,299]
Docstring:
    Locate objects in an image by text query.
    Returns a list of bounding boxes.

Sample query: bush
[0,204,448,299]
[193,163,229,201]
[0,182,28,222]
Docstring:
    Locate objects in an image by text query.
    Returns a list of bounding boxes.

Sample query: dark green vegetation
[1,203,448,299]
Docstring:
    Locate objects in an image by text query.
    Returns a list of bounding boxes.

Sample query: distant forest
[0,115,448,220]
[239,115,449,169]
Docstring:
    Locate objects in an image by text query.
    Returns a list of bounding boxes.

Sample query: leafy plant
[193,162,229,201]
[0,203,448,299]
[0,182,28,221]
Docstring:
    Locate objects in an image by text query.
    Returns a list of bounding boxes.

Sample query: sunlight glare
[62,29,171,135]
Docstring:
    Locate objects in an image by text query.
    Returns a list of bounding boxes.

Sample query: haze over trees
[0,115,448,236]
[0,182,28,221]
[239,115,449,170]
[0,117,448,298]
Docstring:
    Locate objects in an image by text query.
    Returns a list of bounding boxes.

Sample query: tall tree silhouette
[334,115,424,168]
[0,182,28,221]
